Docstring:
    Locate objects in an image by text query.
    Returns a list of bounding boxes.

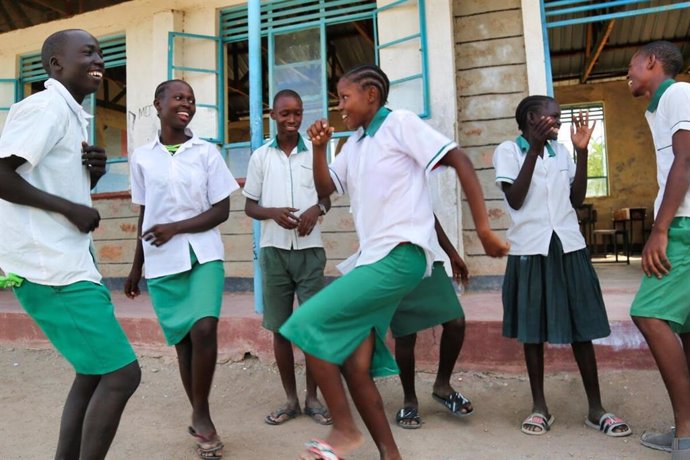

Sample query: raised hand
[526,116,558,154]
[571,111,596,152]
[307,119,334,148]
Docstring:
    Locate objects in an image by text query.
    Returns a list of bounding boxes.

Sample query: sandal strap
[523,414,549,431]
[600,413,627,433]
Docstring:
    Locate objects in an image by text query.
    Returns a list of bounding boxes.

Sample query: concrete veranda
[0,258,652,371]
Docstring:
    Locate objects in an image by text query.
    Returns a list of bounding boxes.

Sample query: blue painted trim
[545,0,650,16]
[546,2,690,27]
[540,0,554,96]
[249,0,264,315]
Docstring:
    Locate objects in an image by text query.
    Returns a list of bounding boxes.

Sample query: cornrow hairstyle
[41,29,86,75]
[515,95,555,132]
[342,64,390,107]
[637,40,683,77]
[272,89,302,107]
[154,79,192,101]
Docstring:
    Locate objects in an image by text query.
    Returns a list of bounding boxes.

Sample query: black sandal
[395,406,422,429]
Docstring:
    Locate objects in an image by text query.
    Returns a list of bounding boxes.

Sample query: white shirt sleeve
[395,111,457,173]
[129,150,146,205]
[0,101,64,169]
[206,144,239,205]
[329,142,349,195]
[493,141,520,186]
[666,84,690,136]
[242,146,264,202]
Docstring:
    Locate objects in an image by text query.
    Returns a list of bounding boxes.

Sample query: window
[557,103,609,197]
[17,35,127,194]
[168,0,429,178]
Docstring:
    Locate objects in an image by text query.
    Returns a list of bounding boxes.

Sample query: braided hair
[341,64,390,107]
[515,95,555,132]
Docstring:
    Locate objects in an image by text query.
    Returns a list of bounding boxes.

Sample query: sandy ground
[0,346,669,459]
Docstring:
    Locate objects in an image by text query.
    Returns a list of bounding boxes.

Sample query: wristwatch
[318,203,327,216]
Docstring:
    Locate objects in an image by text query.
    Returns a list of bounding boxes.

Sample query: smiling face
[48,30,104,103]
[627,51,652,98]
[336,77,379,131]
[270,94,303,137]
[154,81,196,130]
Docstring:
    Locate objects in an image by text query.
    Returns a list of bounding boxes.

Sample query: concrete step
[0,285,654,372]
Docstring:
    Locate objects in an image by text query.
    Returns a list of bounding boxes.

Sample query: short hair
[272,89,302,107]
[636,41,683,77]
[41,29,86,75]
[154,79,193,100]
[515,95,556,132]
[341,64,390,106]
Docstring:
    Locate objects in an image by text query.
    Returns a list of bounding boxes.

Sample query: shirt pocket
[300,164,315,189]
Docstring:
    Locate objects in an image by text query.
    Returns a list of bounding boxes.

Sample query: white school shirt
[130,130,239,278]
[493,138,585,256]
[329,108,457,276]
[242,135,323,250]
[0,78,102,286]
[644,80,690,218]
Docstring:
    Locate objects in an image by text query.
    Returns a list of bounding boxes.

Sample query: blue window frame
[170,0,429,177]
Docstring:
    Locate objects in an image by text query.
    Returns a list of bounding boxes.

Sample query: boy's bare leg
[342,332,401,460]
[78,360,141,459]
[633,316,690,438]
[434,318,468,400]
[55,374,100,459]
[394,333,419,427]
[268,332,301,422]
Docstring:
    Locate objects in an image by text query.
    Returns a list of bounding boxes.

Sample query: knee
[442,317,465,334]
[108,360,141,395]
[191,317,218,343]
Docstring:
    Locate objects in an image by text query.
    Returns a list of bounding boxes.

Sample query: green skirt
[390,261,463,337]
[502,233,610,344]
[147,249,224,346]
[279,244,426,377]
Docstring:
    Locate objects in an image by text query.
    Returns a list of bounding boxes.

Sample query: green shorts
[279,244,426,378]
[631,217,690,333]
[260,246,326,331]
[147,249,224,346]
[390,261,463,337]
[13,280,136,375]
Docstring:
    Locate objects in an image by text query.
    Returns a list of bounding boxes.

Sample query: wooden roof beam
[581,19,616,84]
[19,0,68,15]
[0,3,17,30]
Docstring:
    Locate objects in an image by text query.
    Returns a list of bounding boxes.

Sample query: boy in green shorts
[392,216,472,428]
[0,29,140,459]
[243,89,332,426]
[626,40,690,458]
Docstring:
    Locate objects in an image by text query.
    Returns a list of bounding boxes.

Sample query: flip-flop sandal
[521,412,555,436]
[585,412,632,437]
[432,391,474,417]
[395,406,422,429]
[304,439,343,460]
[304,405,334,425]
[264,407,300,425]
[188,426,224,459]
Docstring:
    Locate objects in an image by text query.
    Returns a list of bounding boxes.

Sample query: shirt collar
[358,106,391,141]
[44,78,93,137]
[516,135,556,158]
[153,128,203,151]
[269,133,308,153]
[647,79,676,113]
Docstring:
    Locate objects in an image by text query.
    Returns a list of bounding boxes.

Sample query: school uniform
[630,80,690,332]
[493,136,610,344]
[242,134,326,331]
[0,78,136,374]
[130,130,239,345]
[279,107,456,377]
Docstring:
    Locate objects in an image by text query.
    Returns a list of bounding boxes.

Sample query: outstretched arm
[439,148,509,257]
[0,155,100,233]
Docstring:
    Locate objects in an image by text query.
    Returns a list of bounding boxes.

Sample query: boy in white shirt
[243,90,332,427]
[0,29,140,459]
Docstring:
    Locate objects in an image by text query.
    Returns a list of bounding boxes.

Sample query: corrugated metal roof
[548,0,690,82]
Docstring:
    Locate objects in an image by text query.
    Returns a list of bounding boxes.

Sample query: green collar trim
[164,144,182,155]
[269,134,308,153]
[647,79,676,113]
[0,273,23,289]
[359,106,391,141]
[516,135,556,158]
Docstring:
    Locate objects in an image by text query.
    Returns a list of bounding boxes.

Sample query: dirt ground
[0,346,669,459]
